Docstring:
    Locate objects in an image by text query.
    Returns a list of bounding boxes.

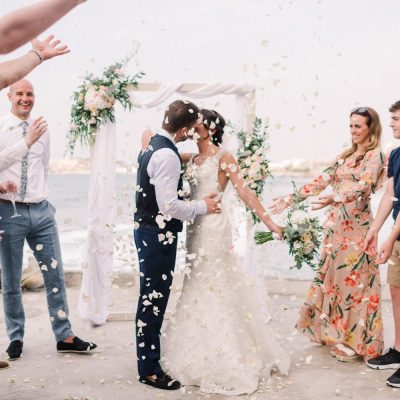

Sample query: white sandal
[331,343,361,362]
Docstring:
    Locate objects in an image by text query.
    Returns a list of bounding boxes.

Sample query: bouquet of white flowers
[255,184,323,270]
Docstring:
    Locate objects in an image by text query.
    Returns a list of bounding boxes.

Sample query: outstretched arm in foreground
[0,0,85,53]
[0,36,70,90]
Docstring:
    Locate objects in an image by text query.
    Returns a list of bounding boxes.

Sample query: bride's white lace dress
[162,150,290,395]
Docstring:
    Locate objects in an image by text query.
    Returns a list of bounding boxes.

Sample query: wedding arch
[77,82,257,326]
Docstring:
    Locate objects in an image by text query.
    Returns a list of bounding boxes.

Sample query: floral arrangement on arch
[67,57,144,154]
[229,117,272,224]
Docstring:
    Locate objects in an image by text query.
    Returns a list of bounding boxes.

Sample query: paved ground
[0,276,399,400]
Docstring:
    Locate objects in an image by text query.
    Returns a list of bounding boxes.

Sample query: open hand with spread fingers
[310,194,335,210]
[31,35,70,61]
[25,116,48,148]
[269,196,290,215]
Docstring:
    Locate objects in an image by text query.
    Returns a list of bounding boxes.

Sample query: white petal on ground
[304,355,313,365]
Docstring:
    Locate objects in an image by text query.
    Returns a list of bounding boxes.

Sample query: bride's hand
[141,129,154,151]
[270,224,283,240]
[269,196,289,215]
[311,194,335,210]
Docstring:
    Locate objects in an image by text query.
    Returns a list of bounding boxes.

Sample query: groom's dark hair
[162,100,199,133]
[389,101,400,113]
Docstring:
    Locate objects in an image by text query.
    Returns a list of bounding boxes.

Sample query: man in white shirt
[134,100,221,390]
[0,79,96,361]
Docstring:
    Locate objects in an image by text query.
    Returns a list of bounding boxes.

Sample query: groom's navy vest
[134,134,184,233]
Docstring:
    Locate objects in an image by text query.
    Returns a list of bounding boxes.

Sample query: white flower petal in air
[52,288,59,293]
[155,215,166,229]
[209,121,216,130]
[229,164,238,172]
[36,244,43,251]
[57,310,67,319]
[337,159,344,165]
[164,116,169,124]
[158,234,165,242]
[321,173,330,181]
[162,274,167,280]
[392,197,399,202]
[333,195,342,202]
[137,319,147,328]
[41,264,48,272]
[51,258,58,269]
[188,109,194,113]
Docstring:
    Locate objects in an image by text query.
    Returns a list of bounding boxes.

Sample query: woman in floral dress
[271,107,387,361]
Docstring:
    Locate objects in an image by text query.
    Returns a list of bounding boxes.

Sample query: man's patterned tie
[19,121,28,201]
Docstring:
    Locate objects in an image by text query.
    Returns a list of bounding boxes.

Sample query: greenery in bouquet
[67,56,144,154]
[229,117,272,224]
[255,184,324,271]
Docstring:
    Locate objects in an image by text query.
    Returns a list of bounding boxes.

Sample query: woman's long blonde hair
[340,107,381,165]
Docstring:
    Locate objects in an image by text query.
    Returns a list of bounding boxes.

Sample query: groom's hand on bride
[204,192,222,214]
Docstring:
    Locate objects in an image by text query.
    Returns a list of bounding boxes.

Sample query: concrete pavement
[0,275,399,400]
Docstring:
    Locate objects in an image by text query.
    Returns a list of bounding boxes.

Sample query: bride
[160,109,290,395]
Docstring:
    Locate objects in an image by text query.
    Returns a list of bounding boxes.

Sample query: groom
[134,100,221,390]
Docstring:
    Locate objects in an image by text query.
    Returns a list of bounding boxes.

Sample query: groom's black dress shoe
[6,340,23,360]
[139,373,181,390]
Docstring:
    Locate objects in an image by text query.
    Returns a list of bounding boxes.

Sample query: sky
[0,0,400,163]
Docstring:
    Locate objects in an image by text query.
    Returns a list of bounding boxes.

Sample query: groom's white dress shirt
[147,129,207,221]
[0,112,50,203]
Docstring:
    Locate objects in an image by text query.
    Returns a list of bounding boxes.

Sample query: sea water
[46,174,391,281]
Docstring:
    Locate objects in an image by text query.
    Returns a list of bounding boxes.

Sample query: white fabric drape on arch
[79,82,255,325]
[78,121,116,325]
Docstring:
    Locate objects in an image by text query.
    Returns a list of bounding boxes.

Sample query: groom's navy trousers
[134,227,177,377]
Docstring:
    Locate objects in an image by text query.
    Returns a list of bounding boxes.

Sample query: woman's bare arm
[0,0,85,54]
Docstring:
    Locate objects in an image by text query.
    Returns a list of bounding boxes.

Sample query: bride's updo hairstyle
[200,109,226,146]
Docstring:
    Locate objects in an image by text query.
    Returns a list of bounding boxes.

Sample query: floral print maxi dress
[296,148,386,359]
